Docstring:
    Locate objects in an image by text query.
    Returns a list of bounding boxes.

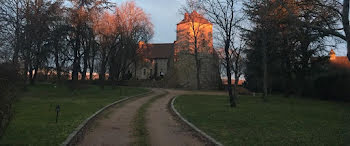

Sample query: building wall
[175,22,213,57]
[172,51,221,89]
[131,58,170,80]
[154,59,168,76]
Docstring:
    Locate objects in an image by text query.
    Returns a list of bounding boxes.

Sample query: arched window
[143,69,146,75]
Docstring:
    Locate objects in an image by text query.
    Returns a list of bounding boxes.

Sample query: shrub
[313,69,350,101]
[0,63,20,137]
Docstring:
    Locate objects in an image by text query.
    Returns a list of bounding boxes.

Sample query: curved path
[77,89,163,146]
[146,89,216,146]
[77,88,226,146]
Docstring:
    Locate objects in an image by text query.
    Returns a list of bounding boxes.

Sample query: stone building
[132,42,174,80]
[132,11,221,89]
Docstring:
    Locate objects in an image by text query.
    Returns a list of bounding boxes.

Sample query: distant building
[329,49,350,69]
[221,78,245,86]
[131,11,221,89]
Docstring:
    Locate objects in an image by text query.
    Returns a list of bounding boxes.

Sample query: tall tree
[0,0,26,64]
[180,0,211,90]
[201,0,241,107]
[93,1,153,86]
[49,14,70,81]
[22,0,64,85]
[244,0,338,97]
[68,0,110,82]
[112,1,153,82]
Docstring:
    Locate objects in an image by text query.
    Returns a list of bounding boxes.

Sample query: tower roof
[177,11,211,25]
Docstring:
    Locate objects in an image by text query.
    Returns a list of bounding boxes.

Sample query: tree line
[183,0,349,107]
[243,0,349,101]
[0,0,153,86]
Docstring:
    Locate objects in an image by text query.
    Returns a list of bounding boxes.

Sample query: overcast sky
[113,0,347,55]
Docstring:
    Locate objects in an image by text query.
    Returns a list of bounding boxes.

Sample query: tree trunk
[23,61,28,85]
[99,59,107,89]
[12,1,21,64]
[82,55,88,81]
[134,61,137,79]
[89,57,94,80]
[31,52,40,85]
[82,39,89,81]
[194,50,201,90]
[12,40,20,65]
[72,49,79,82]
[225,39,236,107]
[342,0,350,61]
[233,72,239,100]
[72,31,81,83]
[194,38,201,90]
[29,67,33,84]
[54,47,61,81]
[262,32,268,101]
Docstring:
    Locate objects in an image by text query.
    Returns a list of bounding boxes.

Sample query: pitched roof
[140,43,174,59]
[177,11,212,25]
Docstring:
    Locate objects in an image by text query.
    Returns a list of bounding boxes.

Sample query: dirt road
[146,89,208,146]
[77,89,163,146]
[76,88,225,146]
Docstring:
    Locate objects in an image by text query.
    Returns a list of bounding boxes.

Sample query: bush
[313,69,350,101]
[0,63,20,137]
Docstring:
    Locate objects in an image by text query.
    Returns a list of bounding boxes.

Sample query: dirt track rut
[77,89,162,146]
[77,89,225,146]
[146,90,207,146]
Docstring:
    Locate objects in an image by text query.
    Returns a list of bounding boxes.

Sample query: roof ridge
[148,43,174,45]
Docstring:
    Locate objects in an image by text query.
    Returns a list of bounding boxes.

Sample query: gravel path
[146,89,208,146]
[77,89,162,146]
[76,88,226,146]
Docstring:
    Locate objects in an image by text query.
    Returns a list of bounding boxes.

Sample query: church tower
[174,11,214,57]
[329,49,336,61]
[171,11,221,89]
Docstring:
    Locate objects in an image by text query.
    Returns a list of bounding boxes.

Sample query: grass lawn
[0,83,148,145]
[174,94,350,145]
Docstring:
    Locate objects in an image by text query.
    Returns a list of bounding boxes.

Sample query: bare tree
[110,1,153,83]
[93,1,153,87]
[93,11,118,83]
[201,0,241,107]
[180,0,212,90]
[68,0,111,83]
[306,0,348,61]
[231,40,246,99]
[0,0,26,64]
[49,15,70,81]
[21,0,64,85]
[216,39,246,101]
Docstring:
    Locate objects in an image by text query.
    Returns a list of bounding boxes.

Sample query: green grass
[132,92,167,146]
[0,83,148,145]
[174,94,350,145]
